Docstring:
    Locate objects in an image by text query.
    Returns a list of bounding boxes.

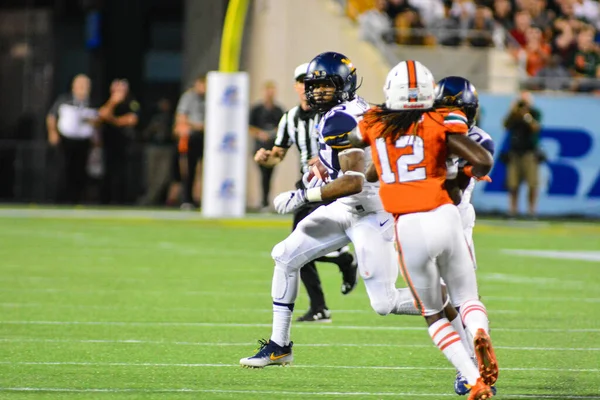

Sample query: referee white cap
[294,63,309,81]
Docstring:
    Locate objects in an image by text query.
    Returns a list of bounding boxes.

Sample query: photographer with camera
[502,91,542,218]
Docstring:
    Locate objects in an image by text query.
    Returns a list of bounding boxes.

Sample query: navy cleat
[455,359,498,396]
[239,339,293,368]
[455,371,470,396]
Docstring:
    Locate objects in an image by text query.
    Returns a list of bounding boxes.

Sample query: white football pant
[458,202,477,269]
[395,204,480,316]
[271,201,414,316]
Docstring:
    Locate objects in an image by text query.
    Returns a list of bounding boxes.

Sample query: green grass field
[0,209,599,399]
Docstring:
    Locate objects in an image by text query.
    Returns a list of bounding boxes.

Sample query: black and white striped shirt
[273,105,320,174]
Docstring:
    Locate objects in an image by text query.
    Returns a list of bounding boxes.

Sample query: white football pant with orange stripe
[395,203,497,391]
[394,203,479,315]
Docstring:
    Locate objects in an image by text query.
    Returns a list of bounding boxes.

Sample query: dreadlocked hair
[362,104,435,142]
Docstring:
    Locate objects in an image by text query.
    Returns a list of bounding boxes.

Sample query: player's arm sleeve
[321,112,357,150]
[273,112,292,148]
[444,111,469,135]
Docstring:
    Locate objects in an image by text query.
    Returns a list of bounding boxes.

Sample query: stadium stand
[348,0,600,92]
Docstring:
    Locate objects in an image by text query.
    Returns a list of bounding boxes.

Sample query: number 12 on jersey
[375,136,426,183]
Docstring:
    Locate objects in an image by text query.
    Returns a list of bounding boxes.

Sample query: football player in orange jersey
[355,60,498,400]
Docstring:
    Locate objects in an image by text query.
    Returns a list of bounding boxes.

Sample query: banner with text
[202,72,249,218]
[474,93,600,217]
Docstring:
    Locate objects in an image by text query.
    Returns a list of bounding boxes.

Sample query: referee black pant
[59,136,91,204]
[293,202,354,312]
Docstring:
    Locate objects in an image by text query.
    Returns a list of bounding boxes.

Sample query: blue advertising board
[474,93,600,217]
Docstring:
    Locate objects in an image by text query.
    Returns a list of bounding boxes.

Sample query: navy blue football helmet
[434,76,479,126]
[304,51,358,112]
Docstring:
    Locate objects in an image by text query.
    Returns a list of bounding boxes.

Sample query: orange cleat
[467,377,494,400]
[474,328,499,386]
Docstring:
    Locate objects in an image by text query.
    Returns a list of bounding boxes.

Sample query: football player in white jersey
[240,52,422,368]
[435,76,497,396]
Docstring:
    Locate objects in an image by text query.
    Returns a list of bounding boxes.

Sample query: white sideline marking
[502,249,600,262]
[1,388,599,399]
[0,337,598,352]
[0,361,598,373]
[1,320,598,332]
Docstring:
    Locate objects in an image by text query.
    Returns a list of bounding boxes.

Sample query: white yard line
[2,286,600,303]
[0,320,597,332]
[1,387,598,399]
[0,302,519,315]
[478,273,591,288]
[501,249,600,263]
[0,361,597,373]
[0,337,597,351]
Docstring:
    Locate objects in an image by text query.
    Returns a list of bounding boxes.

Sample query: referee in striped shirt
[254,64,357,323]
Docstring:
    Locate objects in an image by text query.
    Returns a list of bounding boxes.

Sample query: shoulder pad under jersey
[468,125,495,155]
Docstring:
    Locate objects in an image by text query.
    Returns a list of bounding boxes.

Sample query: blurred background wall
[0,0,599,218]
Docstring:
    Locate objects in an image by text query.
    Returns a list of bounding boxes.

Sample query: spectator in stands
[451,0,478,44]
[451,0,476,20]
[175,74,206,210]
[46,74,98,204]
[138,98,175,206]
[408,0,444,28]
[249,81,284,212]
[395,9,434,45]
[492,0,513,31]
[431,1,462,46]
[502,91,542,218]
[558,0,587,32]
[568,26,600,91]
[523,26,552,76]
[510,10,532,47]
[535,54,572,90]
[386,0,417,21]
[551,18,577,65]
[358,0,395,45]
[468,6,495,47]
[573,0,599,29]
[98,79,140,205]
[528,0,554,33]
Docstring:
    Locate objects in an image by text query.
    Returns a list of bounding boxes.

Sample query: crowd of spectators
[353,0,600,92]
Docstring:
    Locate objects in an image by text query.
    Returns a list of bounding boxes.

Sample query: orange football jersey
[360,108,469,215]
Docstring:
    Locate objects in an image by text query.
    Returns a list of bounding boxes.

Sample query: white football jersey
[446,125,495,208]
[316,96,382,213]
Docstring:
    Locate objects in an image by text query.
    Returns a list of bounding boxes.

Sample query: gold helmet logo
[340,58,355,73]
